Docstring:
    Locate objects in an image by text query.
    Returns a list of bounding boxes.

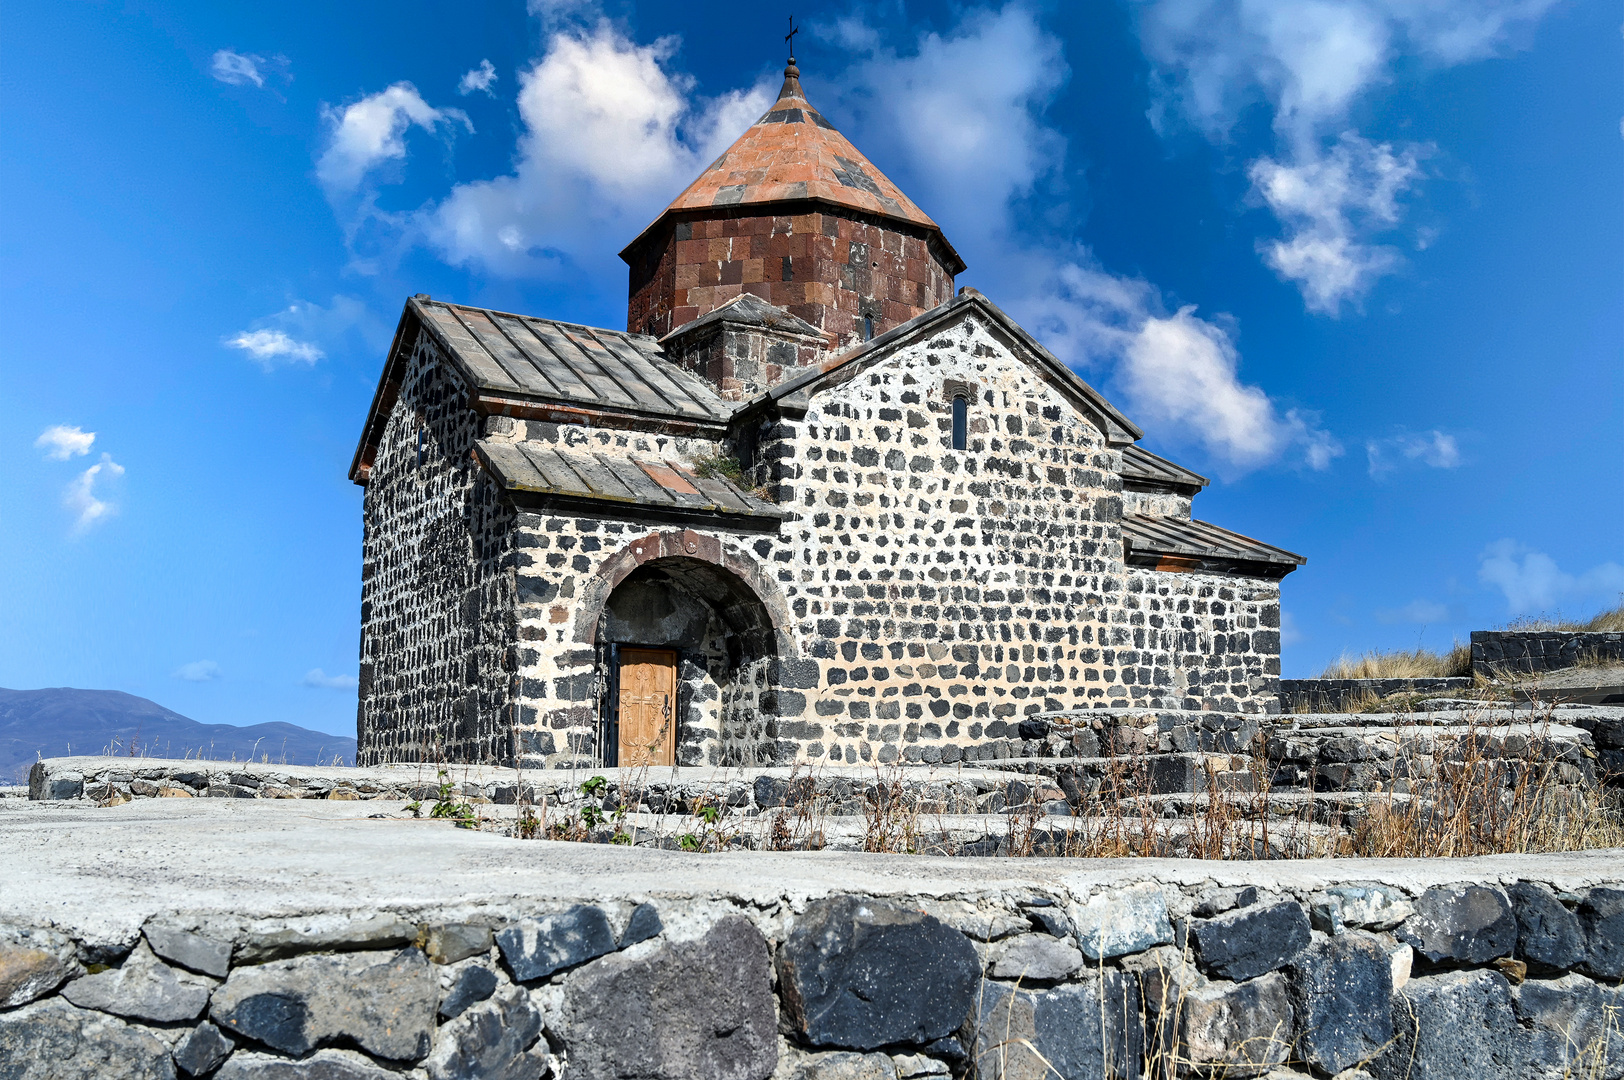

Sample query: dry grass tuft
[1348,712,1624,857]
[1503,598,1624,633]
[1317,642,1472,679]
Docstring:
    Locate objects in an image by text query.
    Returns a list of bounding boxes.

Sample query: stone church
[349,60,1304,769]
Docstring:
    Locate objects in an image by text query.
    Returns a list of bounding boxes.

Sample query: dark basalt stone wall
[4,877,1618,1078]
[1280,677,1475,713]
[357,336,517,767]
[1473,631,1624,676]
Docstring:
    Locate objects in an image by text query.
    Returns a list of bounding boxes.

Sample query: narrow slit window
[951,394,969,451]
[415,427,426,468]
[862,314,874,341]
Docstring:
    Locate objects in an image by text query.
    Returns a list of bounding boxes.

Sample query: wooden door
[617,648,677,766]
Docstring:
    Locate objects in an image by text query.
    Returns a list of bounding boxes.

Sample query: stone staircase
[22,701,1619,857]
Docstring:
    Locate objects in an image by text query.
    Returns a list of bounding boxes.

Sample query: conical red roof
[624,64,960,269]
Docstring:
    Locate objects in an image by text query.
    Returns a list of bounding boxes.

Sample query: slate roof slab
[1121,444,1209,495]
[475,440,781,528]
[1122,514,1306,577]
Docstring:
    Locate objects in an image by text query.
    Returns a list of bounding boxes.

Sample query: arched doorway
[596,556,780,767]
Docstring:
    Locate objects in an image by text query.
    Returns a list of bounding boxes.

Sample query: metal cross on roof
[785,15,798,63]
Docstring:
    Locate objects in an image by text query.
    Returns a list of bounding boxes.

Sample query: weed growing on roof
[691,453,745,485]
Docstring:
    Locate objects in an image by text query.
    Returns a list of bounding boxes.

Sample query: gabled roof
[738,288,1143,447]
[1122,514,1305,579]
[622,64,964,273]
[351,297,737,483]
[661,291,824,343]
[1121,444,1209,495]
[476,440,781,530]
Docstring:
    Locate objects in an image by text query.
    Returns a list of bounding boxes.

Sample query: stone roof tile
[475,441,781,527]
[1122,514,1306,576]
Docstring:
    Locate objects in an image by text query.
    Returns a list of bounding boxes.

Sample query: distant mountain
[0,687,357,783]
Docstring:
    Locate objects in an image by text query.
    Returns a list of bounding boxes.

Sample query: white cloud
[223,295,382,370]
[527,0,600,25]
[1250,133,1426,313]
[1135,0,1557,311]
[459,59,498,95]
[173,660,222,683]
[1138,0,1556,143]
[1376,599,1450,624]
[1366,427,1461,477]
[821,6,1067,246]
[64,453,123,534]
[316,83,471,193]
[302,668,358,690]
[1017,261,1341,472]
[35,425,95,460]
[819,8,1336,474]
[225,329,324,368]
[823,15,883,53]
[1125,307,1342,469]
[1281,610,1304,646]
[1478,540,1624,615]
[423,23,772,277]
[211,50,265,87]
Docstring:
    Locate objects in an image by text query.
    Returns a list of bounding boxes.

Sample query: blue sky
[2,0,1619,737]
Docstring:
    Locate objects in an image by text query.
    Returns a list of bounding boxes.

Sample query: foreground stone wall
[2,852,1619,1080]
[1473,631,1624,676]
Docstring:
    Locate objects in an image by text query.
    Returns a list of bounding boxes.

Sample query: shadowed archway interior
[597,557,780,766]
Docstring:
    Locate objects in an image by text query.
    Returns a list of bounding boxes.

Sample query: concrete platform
[4,797,1622,952]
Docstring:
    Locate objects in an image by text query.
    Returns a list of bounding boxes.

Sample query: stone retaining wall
[1279,678,1474,713]
[2,855,1619,1079]
[1473,631,1624,676]
[26,709,1262,805]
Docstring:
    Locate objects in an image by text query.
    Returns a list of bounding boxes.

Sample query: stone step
[978,754,1258,798]
[1260,723,1599,792]
[1278,701,1624,726]
[490,805,1345,858]
[1264,722,1594,758]
[31,751,1257,812]
[1115,790,1405,827]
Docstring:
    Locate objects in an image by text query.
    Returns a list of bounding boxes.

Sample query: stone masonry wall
[625,209,957,345]
[744,317,1120,763]
[473,418,761,768]
[662,317,826,401]
[732,310,1281,764]
[1123,570,1284,714]
[1473,631,1624,676]
[4,860,1619,1079]
[1119,488,1192,519]
[358,336,517,766]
